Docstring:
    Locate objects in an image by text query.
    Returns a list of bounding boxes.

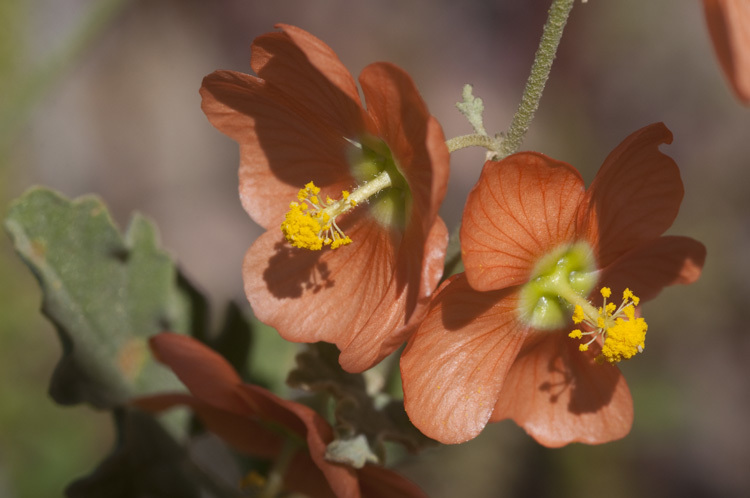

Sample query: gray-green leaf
[4,187,194,408]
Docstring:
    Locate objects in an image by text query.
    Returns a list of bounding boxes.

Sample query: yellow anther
[281,181,363,251]
[572,306,585,324]
[280,202,323,250]
[330,236,352,249]
[567,287,646,364]
[599,313,647,364]
[305,181,320,195]
[623,288,640,306]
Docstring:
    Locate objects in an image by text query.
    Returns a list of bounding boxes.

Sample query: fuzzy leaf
[287,343,435,465]
[4,187,194,408]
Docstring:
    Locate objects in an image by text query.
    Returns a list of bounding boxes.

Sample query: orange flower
[401,123,706,447]
[703,0,750,103]
[135,333,426,498]
[200,25,449,373]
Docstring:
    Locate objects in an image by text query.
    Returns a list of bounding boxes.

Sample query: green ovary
[347,135,410,230]
[518,242,598,330]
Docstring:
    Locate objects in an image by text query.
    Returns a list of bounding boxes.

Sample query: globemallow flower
[200,24,449,373]
[401,123,706,447]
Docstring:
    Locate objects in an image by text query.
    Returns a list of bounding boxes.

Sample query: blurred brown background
[1,0,748,496]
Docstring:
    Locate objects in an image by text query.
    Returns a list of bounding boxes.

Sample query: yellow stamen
[567,287,647,364]
[623,288,640,306]
[572,305,585,324]
[280,202,324,250]
[568,329,583,339]
[280,173,392,251]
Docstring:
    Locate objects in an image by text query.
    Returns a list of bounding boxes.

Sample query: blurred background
[1,0,748,496]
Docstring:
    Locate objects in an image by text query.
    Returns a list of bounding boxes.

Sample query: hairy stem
[498,0,576,158]
[446,133,499,154]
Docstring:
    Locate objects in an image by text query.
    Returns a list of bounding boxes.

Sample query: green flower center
[347,135,409,230]
[518,242,598,330]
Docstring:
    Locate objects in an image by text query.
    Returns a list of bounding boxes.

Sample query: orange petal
[267,385,361,498]
[703,0,750,104]
[244,216,404,372]
[490,333,633,447]
[359,62,450,234]
[284,453,338,498]
[579,123,683,269]
[599,235,706,303]
[461,154,585,292]
[358,61,450,315]
[148,333,246,414]
[339,217,448,372]
[133,393,282,458]
[401,275,529,444]
[146,334,365,497]
[324,62,450,371]
[251,24,366,137]
[200,70,353,229]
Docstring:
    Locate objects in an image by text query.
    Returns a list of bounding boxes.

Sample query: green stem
[498,0,576,158]
[445,134,500,154]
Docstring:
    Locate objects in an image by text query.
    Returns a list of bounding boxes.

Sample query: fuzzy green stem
[446,134,499,154]
[498,0,575,158]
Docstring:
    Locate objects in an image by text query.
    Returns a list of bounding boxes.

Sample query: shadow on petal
[438,275,510,331]
[261,241,333,299]
[535,335,619,415]
[493,332,631,447]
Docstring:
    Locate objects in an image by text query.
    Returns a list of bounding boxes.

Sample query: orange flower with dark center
[703,0,750,103]
[200,25,449,373]
[135,333,426,498]
[401,123,706,447]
